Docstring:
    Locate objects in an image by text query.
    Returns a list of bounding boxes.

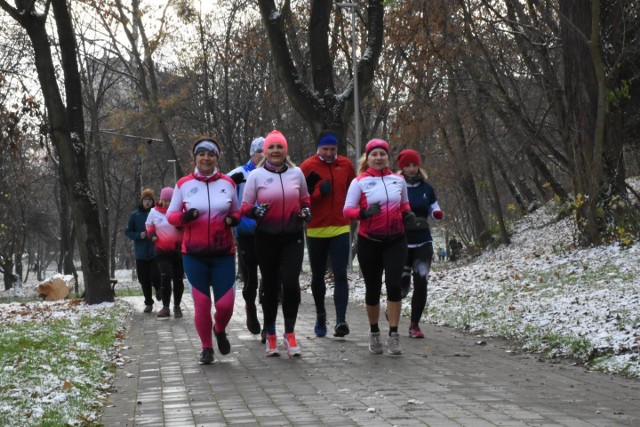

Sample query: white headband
[194,140,220,156]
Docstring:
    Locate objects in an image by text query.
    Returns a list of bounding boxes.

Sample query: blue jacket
[125,205,155,260]
[226,160,259,236]
[405,178,440,245]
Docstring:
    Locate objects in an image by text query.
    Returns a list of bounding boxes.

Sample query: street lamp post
[337,1,360,271]
[167,159,177,184]
[337,1,360,162]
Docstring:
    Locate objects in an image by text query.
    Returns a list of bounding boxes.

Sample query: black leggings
[307,232,350,322]
[156,252,184,308]
[404,243,433,323]
[357,235,407,305]
[237,235,259,307]
[255,230,304,334]
[136,258,160,306]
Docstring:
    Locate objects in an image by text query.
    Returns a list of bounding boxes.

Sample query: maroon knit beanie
[397,149,421,169]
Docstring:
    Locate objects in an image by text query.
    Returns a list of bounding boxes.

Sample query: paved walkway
[101,290,640,426]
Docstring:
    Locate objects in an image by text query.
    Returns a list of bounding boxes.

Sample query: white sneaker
[369,332,383,354]
[284,333,301,358]
[387,332,402,355]
[265,334,280,357]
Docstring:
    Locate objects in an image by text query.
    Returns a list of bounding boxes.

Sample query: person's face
[142,197,154,209]
[251,150,264,165]
[367,149,389,170]
[265,143,286,166]
[317,145,337,162]
[196,150,218,175]
[158,199,170,208]
[402,163,420,177]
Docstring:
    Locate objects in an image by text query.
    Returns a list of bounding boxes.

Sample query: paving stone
[100,290,640,426]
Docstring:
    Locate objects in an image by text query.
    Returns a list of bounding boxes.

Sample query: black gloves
[251,203,269,219]
[299,207,312,222]
[402,210,417,227]
[229,172,245,185]
[412,217,429,229]
[182,208,199,223]
[360,202,381,219]
[319,180,331,196]
[305,172,321,193]
[225,215,239,226]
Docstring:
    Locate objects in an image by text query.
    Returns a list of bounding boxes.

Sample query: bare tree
[560,0,640,245]
[0,0,112,303]
[82,0,186,177]
[257,0,385,153]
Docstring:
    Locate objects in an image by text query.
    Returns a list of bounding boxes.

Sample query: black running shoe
[245,304,261,334]
[199,348,214,365]
[214,329,231,355]
[334,322,350,337]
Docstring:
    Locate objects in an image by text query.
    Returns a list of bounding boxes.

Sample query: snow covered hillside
[397,200,639,377]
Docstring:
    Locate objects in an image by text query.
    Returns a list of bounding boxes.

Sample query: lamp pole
[337,1,360,162]
[337,1,360,271]
[167,159,177,184]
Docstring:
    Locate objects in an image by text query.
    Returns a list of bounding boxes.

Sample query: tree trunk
[2,257,15,291]
[257,0,384,152]
[36,241,44,282]
[2,0,112,302]
[448,80,486,239]
[486,158,511,245]
[560,0,611,246]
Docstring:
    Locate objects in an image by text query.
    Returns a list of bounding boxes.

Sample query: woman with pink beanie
[241,129,311,358]
[343,139,414,356]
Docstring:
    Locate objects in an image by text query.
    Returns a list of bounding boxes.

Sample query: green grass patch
[115,287,143,297]
[0,300,129,426]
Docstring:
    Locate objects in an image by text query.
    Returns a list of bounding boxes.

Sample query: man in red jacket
[300,131,356,338]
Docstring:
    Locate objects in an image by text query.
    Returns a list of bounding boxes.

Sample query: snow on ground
[0,299,130,425]
[0,192,638,425]
[380,200,639,377]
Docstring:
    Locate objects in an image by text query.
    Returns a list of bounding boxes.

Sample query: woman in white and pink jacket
[145,186,184,319]
[241,130,311,358]
[167,138,240,365]
[343,138,414,356]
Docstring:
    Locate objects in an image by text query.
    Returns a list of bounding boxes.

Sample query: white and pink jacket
[167,170,240,256]
[343,167,411,241]
[145,205,183,254]
[241,164,310,235]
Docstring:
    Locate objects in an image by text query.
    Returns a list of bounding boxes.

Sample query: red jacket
[300,154,356,234]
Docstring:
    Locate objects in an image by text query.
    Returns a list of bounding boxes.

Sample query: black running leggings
[255,230,304,334]
[357,234,407,305]
[237,235,260,308]
[156,252,184,308]
[405,242,433,323]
